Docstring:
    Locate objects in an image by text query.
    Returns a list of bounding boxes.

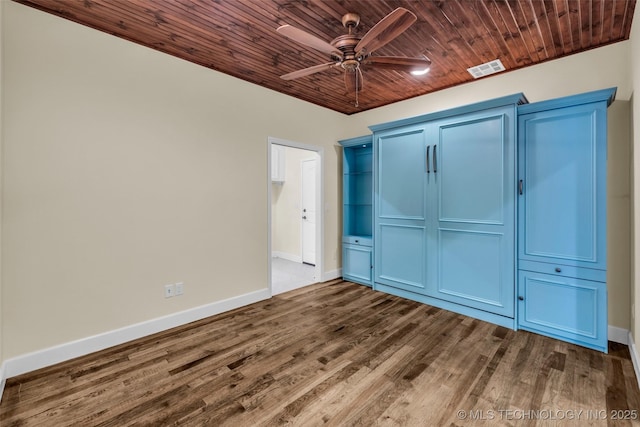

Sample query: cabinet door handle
[433,145,437,173]
[426,145,430,173]
[518,179,523,195]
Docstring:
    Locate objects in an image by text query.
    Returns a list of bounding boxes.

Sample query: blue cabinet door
[343,244,372,286]
[518,270,607,352]
[518,102,608,270]
[428,106,516,317]
[374,125,431,293]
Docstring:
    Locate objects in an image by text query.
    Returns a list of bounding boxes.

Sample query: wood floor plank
[316,344,417,426]
[1,280,639,426]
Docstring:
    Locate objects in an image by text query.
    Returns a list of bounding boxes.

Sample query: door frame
[300,157,317,266]
[267,137,324,296]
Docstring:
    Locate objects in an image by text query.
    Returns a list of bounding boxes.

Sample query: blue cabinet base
[374,282,516,329]
[344,276,372,287]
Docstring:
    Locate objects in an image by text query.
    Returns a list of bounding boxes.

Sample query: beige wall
[608,101,632,330]
[1,2,346,359]
[0,0,636,364]
[271,146,319,259]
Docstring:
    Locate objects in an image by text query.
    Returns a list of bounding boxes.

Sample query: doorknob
[302,216,307,219]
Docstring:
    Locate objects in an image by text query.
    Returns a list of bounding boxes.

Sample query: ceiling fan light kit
[277,7,431,107]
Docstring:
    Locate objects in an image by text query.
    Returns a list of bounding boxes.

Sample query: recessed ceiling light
[411,68,430,76]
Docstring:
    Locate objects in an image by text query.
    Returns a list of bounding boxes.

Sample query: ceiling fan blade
[280,62,337,80]
[277,25,342,57]
[363,56,431,72]
[344,68,363,93]
[355,8,417,57]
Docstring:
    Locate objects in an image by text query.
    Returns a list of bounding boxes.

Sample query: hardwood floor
[1,279,639,426]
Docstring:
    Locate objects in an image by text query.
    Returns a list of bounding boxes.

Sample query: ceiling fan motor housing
[341,13,360,30]
[335,12,364,66]
[332,34,361,64]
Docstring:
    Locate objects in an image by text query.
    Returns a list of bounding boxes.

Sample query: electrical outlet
[164,284,175,298]
[175,282,184,296]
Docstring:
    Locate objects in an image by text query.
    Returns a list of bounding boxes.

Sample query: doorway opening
[268,137,323,295]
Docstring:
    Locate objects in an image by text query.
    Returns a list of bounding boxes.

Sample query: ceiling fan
[277,8,431,107]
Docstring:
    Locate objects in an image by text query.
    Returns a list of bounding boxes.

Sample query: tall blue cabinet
[517,88,615,353]
[369,94,526,328]
[339,135,373,286]
[339,88,615,352]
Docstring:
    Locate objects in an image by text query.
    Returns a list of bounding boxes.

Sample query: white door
[301,158,316,265]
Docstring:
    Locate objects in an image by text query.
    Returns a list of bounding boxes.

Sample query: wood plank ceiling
[15,0,636,115]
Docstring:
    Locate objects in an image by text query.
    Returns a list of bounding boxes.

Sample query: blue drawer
[343,244,372,286]
[342,235,372,247]
[518,260,605,282]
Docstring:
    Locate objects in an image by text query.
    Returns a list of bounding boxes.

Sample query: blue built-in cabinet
[339,88,615,352]
[339,135,373,286]
[369,94,527,328]
[517,88,615,353]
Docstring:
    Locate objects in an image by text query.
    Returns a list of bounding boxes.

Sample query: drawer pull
[518,296,524,301]
[555,267,562,273]
[355,239,359,243]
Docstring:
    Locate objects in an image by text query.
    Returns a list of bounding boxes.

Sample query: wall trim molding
[267,137,325,299]
[609,325,630,344]
[628,332,640,390]
[1,288,271,383]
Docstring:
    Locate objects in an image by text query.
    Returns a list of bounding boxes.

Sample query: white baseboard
[322,268,342,282]
[628,332,640,390]
[609,325,629,345]
[1,288,271,382]
[272,251,302,263]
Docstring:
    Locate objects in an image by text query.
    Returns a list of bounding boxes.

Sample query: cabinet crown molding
[518,87,616,115]
[368,93,528,133]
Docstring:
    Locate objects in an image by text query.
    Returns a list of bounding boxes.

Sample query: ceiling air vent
[467,59,506,79]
